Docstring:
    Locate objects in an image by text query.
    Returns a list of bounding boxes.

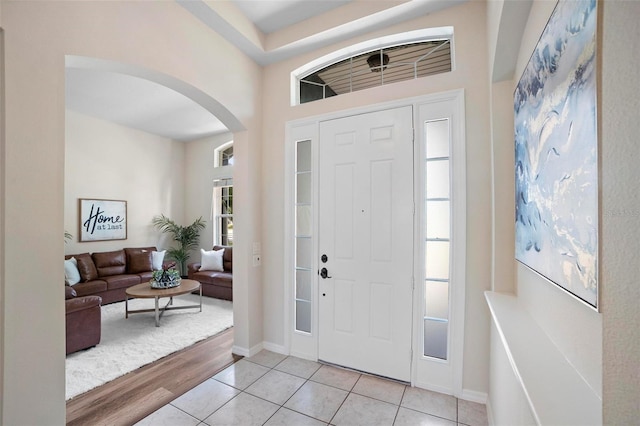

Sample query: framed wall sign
[79,199,127,242]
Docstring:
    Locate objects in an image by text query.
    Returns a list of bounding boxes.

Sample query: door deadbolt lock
[321,254,328,263]
[320,267,332,279]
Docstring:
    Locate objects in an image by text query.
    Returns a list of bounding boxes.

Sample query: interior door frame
[284,90,466,395]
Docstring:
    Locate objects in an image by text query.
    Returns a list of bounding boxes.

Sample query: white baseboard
[233,341,288,358]
[412,380,488,405]
[412,380,452,396]
[231,345,250,357]
[460,388,488,404]
[232,342,264,358]
[262,341,287,355]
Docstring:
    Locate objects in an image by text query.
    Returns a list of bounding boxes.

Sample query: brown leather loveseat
[65,286,101,354]
[187,245,233,301]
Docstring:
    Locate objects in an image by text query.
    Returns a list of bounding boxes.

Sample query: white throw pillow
[199,248,224,272]
[152,250,166,270]
[64,257,81,286]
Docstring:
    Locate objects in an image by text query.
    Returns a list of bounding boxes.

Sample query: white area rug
[66,293,233,400]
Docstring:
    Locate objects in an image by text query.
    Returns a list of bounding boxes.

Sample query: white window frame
[213,184,233,246]
[214,141,234,168]
[290,27,455,106]
[213,140,233,246]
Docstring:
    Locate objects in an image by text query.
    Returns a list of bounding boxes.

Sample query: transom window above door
[292,28,454,105]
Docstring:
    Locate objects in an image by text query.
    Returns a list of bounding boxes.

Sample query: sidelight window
[423,119,451,360]
[294,139,312,333]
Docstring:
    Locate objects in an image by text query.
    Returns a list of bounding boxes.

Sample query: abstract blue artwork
[515,0,598,309]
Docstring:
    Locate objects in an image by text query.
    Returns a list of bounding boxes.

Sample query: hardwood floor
[66,327,240,426]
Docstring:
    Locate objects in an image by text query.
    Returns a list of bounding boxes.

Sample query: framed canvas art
[514,0,598,309]
[79,199,127,242]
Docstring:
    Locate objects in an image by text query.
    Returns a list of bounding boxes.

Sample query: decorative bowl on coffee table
[150,269,181,289]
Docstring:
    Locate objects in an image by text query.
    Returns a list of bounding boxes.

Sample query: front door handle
[320,267,332,279]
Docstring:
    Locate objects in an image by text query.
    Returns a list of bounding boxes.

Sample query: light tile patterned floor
[136,350,488,426]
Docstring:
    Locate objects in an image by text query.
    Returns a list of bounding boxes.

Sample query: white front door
[318,106,414,381]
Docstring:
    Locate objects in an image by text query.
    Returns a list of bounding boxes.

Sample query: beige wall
[0,1,262,423]
[601,2,640,422]
[65,110,185,254]
[261,0,493,395]
[0,18,5,426]
[184,132,235,258]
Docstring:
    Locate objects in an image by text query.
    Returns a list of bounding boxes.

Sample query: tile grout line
[244,356,408,425]
[205,354,478,426]
[391,385,409,425]
[240,356,330,425]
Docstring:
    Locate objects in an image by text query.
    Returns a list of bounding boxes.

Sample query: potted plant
[152,215,206,277]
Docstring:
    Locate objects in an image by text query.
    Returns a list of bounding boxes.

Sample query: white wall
[65,110,185,255]
[184,132,234,257]
[488,322,536,425]
[0,2,263,423]
[262,0,492,396]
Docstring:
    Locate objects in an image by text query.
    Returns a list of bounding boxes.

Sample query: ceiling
[231,0,351,34]
[66,0,465,142]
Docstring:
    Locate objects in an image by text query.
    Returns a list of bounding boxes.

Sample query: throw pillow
[152,250,166,270]
[64,257,81,286]
[75,253,99,282]
[129,251,153,274]
[199,248,224,272]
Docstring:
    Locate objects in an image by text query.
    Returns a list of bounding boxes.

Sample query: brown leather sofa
[65,246,175,304]
[187,245,233,301]
[65,286,102,355]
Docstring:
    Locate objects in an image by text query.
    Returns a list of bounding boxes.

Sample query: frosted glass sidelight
[425,280,449,320]
[295,138,313,334]
[425,240,450,280]
[297,140,311,172]
[425,119,450,159]
[423,118,451,360]
[423,319,448,360]
[296,237,312,269]
[426,200,450,239]
[296,269,312,301]
[296,205,312,236]
[296,300,312,333]
[425,159,450,199]
[297,172,311,204]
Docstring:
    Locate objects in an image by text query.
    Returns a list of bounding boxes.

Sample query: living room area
[63,67,237,401]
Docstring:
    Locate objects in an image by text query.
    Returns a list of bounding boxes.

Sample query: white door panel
[318,106,414,382]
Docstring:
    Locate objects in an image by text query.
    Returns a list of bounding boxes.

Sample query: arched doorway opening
[63,55,245,399]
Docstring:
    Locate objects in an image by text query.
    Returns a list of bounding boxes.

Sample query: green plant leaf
[152,215,206,275]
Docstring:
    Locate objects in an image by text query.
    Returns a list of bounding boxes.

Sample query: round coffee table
[125,279,202,327]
